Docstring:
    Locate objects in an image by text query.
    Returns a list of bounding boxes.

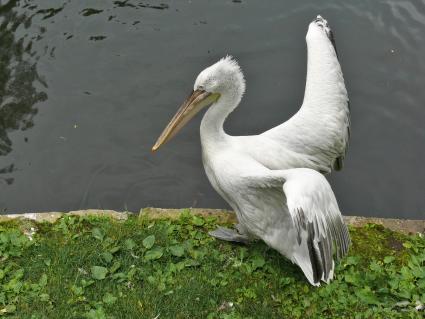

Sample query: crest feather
[217,55,246,95]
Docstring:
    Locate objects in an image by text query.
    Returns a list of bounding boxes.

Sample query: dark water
[0,0,424,219]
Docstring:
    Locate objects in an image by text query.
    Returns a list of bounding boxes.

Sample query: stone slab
[1,208,423,235]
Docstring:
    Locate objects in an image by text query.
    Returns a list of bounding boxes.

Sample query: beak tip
[152,141,162,152]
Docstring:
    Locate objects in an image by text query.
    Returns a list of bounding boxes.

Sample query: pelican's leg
[208,224,251,244]
[235,223,248,235]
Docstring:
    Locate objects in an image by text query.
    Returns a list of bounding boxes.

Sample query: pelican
[152,16,350,286]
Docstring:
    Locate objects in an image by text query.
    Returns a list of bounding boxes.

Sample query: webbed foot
[208,225,250,244]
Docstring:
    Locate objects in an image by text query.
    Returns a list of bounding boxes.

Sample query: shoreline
[1,207,424,234]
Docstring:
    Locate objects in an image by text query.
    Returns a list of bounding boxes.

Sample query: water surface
[1,0,425,219]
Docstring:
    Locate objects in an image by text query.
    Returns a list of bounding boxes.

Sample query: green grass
[0,210,424,318]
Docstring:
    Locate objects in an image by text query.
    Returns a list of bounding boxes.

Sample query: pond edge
[1,208,424,234]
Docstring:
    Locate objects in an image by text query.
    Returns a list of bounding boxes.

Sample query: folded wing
[242,167,350,286]
[281,168,350,285]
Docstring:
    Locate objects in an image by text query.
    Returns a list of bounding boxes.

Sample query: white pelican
[152,15,350,286]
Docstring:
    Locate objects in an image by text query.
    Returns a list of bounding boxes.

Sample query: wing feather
[282,168,350,285]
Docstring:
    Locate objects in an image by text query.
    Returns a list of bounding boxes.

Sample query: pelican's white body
[187,17,349,285]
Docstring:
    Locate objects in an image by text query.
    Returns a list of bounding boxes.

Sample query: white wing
[242,16,350,173]
[240,167,350,286]
[281,168,350,285]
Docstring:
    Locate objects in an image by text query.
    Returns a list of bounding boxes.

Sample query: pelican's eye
[198,85,205,91]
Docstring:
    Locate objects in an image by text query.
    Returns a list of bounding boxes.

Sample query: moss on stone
[349,224,410,264]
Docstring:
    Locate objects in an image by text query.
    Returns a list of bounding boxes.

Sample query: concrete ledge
[343,215,424,235]
[0,209,130,223]
[1,208,424,235]
[140,207,238,224]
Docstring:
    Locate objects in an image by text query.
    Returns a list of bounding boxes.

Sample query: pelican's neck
[200,92,241,149]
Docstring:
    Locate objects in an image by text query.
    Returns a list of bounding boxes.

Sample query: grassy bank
[0,210,424,318]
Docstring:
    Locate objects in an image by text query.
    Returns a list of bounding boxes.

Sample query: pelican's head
[193,56,245,98]
[152,56,245,152]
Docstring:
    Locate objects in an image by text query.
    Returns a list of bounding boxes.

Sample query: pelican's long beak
[152,89,220,152]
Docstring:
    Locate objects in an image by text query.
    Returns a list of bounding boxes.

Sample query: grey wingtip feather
[296,211,351,286]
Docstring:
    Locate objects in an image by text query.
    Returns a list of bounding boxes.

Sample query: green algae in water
[0,213,424,318]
